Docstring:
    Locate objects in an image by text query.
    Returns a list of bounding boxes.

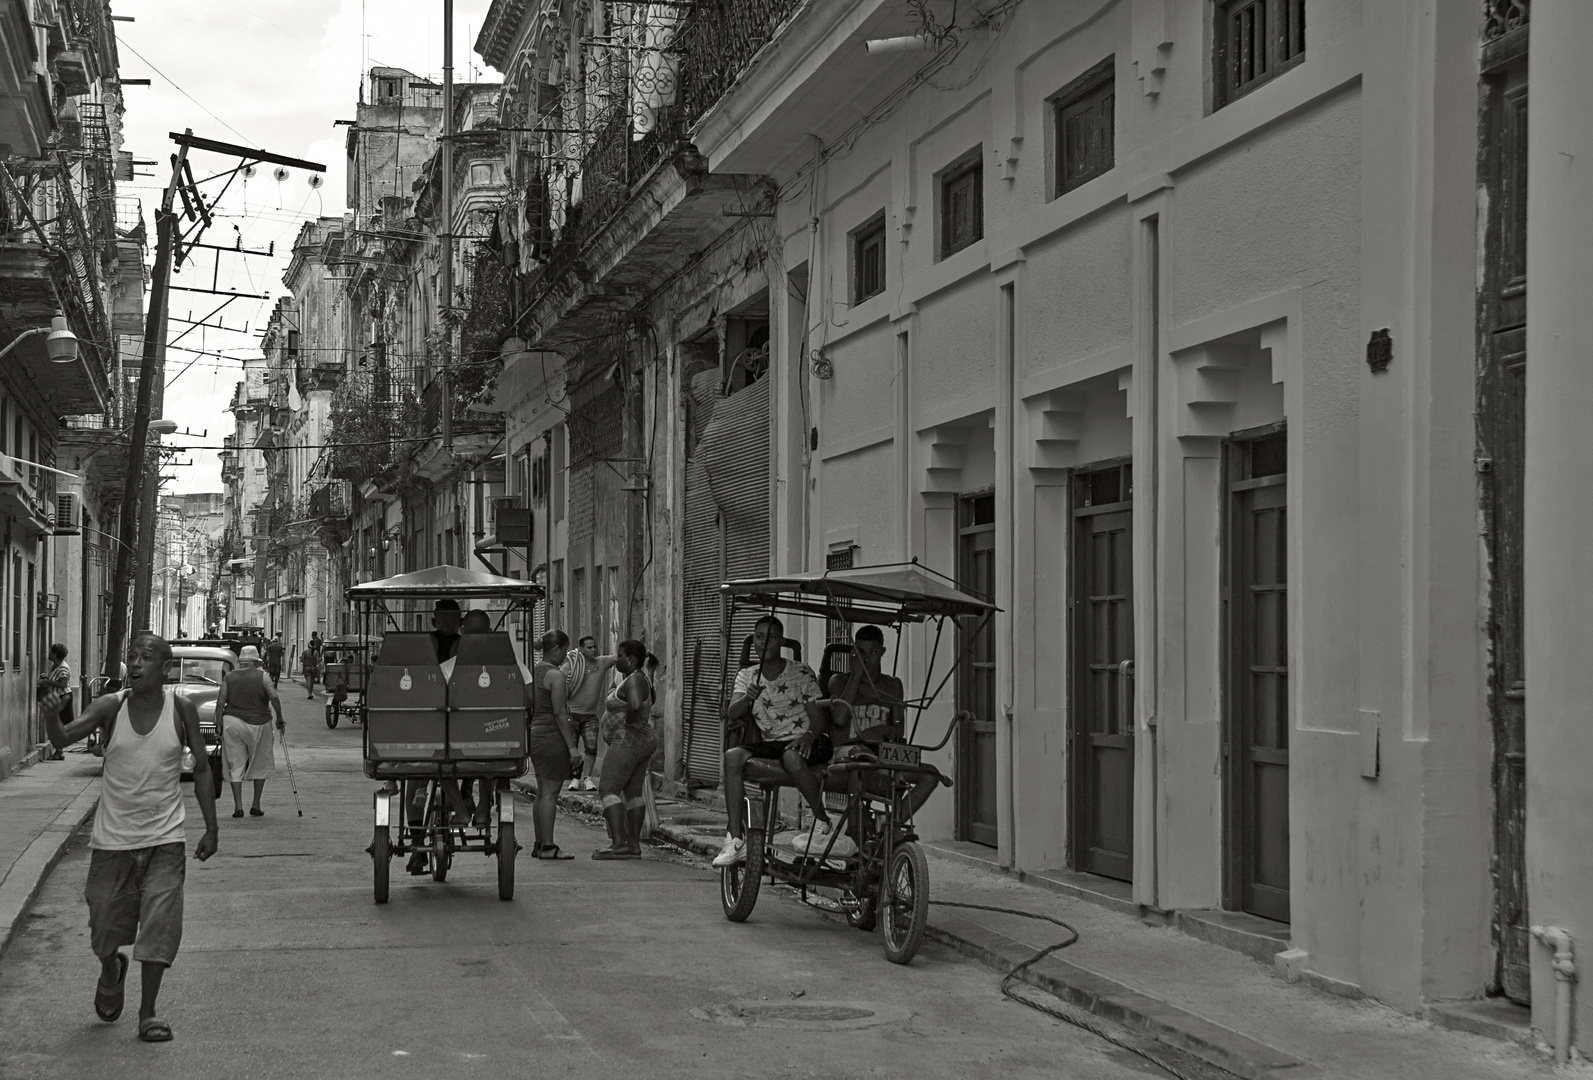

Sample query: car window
[167,657,233,686]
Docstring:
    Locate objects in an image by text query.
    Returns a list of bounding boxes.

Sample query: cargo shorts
[83,842,185,966]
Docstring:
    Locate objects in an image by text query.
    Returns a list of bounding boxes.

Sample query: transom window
[1214,0,1306,108]
[939,156,984,260]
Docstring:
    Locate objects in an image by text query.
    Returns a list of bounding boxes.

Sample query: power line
[115,39,256,146]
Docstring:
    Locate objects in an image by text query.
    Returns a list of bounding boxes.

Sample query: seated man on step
[713,616,831,868]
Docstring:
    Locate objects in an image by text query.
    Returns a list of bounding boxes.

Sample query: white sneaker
[582,778,597,791]
[711,834,746,867]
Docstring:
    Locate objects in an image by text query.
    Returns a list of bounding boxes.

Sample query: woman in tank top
[214,646,285,818]
[525,630,582,859]
[592,639,658,860]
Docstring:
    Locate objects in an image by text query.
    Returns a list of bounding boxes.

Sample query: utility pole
[440,0,455,450]
[104,138,185,682]
[103,130,325,683]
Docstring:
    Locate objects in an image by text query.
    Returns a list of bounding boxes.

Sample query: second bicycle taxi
[713,561,994,964]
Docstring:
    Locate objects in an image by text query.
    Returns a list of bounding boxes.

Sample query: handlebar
[921,709,975,753]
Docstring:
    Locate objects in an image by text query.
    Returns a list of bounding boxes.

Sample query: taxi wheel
[372,828,390,904]
[325,704,338,729]
[720,828,764,922]
[881,841,929,964]
[431,833,450,883]
[497,822,517,901]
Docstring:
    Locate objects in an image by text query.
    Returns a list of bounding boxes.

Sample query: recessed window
[1052,58,1115,197]
[470,161,493,186]
[851,214,886,304]
[939,155,983,259]
[1214,0,1306,108]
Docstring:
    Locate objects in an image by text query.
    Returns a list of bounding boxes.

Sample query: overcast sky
[114,0,496,493]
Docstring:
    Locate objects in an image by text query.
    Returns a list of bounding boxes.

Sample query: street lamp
[0,314,80,364]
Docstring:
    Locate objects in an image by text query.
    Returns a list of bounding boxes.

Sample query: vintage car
[165,645,235,795]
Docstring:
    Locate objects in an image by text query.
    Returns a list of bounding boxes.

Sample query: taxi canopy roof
[346,565,544,602]
[721,561,995,625]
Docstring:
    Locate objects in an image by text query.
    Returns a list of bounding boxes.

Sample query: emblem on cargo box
[477,668,491,688]
[484,718,509,733]
[400,669,412,691]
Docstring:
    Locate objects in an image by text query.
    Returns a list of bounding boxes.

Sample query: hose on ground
[928,900,1205,1080]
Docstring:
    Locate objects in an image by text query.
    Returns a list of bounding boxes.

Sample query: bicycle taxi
[715,562,993,964]
[321,637,369,729]
[346,565,541,903]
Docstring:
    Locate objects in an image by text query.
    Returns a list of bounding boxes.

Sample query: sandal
[138,1016,173,1043]
[591,847,640,860]
[249,808,264,817]
[94,952,127,1022]
[533,844,575,860]
[232,809,244,818]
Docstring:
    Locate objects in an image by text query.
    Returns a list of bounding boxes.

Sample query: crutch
[279,729,304,817]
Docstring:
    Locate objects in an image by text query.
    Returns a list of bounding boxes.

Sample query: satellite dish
[272,166,290,183]
[242,164,257,179]
[307,174,323,189]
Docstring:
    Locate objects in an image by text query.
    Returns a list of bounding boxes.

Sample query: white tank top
[90,690,186,850]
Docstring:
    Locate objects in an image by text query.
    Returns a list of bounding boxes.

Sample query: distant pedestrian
[264,634,284,687]
[592,640,657,860]
[526,630,581,859]
[300,643,319,700]
[215,645,285,818]
[40,643,72,759]
[38,632,218,1043]
[562,635,617,791]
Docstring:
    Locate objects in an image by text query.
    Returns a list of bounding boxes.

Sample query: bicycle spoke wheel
[881,841,929,963]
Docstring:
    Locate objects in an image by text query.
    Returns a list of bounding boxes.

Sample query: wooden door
[957,492,998,847]
[1227,430,1290,923]
[1069,462,1134,880]
[1479,25,1530,1004]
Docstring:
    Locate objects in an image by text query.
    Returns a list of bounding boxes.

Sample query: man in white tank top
[40,632,218,1043]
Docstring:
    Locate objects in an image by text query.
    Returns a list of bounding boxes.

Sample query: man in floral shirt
[713,616,830,867]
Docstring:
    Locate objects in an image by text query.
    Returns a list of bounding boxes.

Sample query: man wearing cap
[214,645,285,818]
[430,599,463,663]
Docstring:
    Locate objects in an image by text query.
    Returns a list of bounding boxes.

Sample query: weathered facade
[3,0,140,769]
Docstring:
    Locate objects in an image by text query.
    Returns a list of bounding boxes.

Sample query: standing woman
[525,630,583,859]
[214,645,285,817]
[592,640,657,860]
[41,643,72,760]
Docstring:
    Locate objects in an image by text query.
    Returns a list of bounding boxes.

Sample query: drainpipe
[1531,925,1577,1064]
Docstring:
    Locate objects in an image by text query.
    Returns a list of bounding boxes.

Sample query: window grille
[1214,0,1305,108]
[852,216,886,303]
[826,546,856,645]
[1053,59,1115,197]
[940,160,983,259]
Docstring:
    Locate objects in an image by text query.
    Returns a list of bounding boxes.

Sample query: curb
[925,911,1316,1080]
[507,780,722,858]
[0,779,99,968]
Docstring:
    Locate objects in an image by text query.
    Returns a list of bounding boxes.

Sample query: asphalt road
[0,684,1168,1080]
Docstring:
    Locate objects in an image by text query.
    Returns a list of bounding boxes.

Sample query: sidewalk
[0,750,101,965]
[526,779,1573,1080]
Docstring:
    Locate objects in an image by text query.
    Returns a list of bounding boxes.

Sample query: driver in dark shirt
[430,599,462,663]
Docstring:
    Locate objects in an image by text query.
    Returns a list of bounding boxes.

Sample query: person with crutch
[214,645,285,818]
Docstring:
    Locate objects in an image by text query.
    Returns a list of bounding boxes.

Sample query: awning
[346,564,543,601]
[721,562,997,624]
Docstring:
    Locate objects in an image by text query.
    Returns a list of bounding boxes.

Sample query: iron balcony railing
[679,0,808,127]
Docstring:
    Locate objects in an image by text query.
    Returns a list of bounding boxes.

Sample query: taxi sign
[878,742,921,768]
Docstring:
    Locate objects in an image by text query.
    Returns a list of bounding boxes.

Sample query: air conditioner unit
[53,491,80,535]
